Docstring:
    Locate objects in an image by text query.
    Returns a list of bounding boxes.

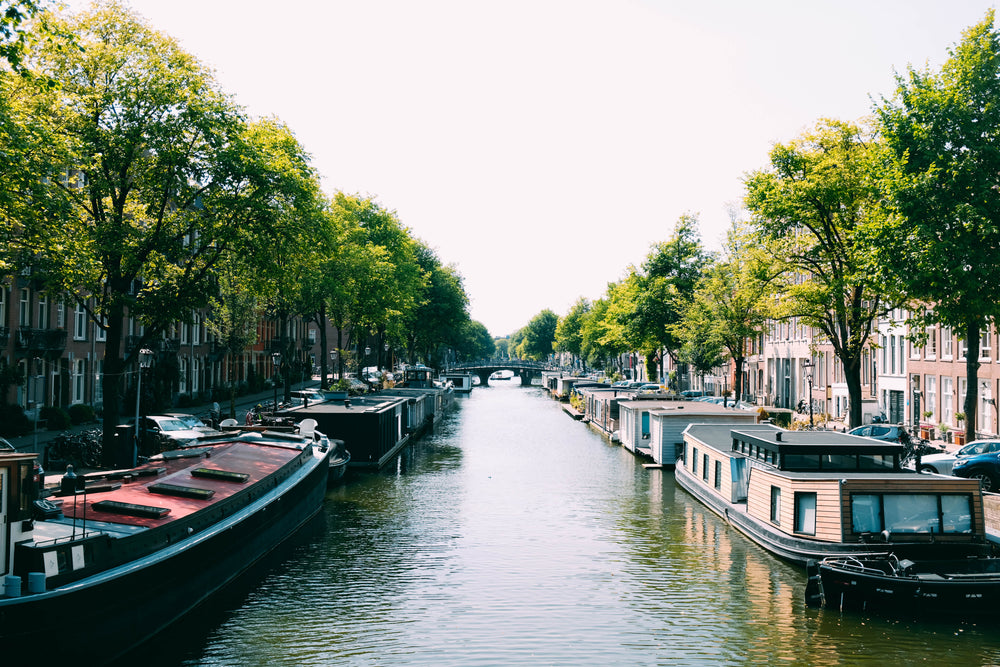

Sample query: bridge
[445,360,559,387]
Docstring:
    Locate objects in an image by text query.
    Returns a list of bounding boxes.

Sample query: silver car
[917,439,1000,475]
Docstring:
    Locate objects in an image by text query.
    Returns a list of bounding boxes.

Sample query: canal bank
[139,380,1000,666]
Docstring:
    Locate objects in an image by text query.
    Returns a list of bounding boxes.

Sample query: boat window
[714,460,721,489]
[851,494,882,533]
[782,454,821,470]
[941,495,973,533]
[851,493,974,535]
[692,448,699,475]
[770,486,781,524]
[822,453,857,470]
[702,453,709,481]
[858,454,895,471]
[884,494,939,533]
[794,492,817,535]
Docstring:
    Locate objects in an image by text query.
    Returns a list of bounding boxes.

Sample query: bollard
[4,575,22,598]
[27,572,46,594]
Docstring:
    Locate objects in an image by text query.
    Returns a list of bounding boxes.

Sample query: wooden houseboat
[0,429,332,664]
[646,404,758,467]
[676,424,992,566]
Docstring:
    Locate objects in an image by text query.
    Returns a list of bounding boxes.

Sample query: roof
[685,423,905,456]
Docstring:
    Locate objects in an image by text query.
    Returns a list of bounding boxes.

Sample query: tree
[684,218,778,404]
[580,295,626,373]
[403,242,470,367]
[6,2,317,449]
[516,310,558,361]
[872,10,1000,441]
[601,215,711,381]
[555,297,590,369]
[745,118,893,428]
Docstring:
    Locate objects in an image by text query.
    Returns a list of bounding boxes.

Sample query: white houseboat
[675,424,991,566]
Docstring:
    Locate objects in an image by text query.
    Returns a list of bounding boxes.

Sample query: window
[943,377,954,425]
[73,304,86,341]
[794,492,817,535]
[926,376,937,423]
[851,494,973,534]
[180,321,189,345]
[714,461,721,489]
[95,315,106,342]
[942,327,953,359]
[983,329,993,361]
[179,357,187,394]
[56,302,64,329]
[192,313,201,345]
[960,337,968,360]
[94,360,104,404]
[926,325,937,359]
[19,288,29,326]
[692,448,698,475]
[72,359,85,404]
[37,295,47,329]
[770,486,781,524]
[702,453,709,481]
[890,335,896,374]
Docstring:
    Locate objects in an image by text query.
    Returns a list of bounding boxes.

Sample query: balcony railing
[15,327,67,352]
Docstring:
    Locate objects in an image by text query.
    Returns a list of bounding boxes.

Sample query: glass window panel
[782,454,820,469]
[941,495,973,534]
[858,454,894,471]
[822,453,857,470]
[884,494,939,533]
[795,492,817,535]
[852,494,882,533]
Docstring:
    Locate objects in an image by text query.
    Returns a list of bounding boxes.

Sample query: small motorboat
[807,553,1000,615]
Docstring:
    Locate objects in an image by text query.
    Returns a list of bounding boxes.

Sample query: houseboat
[441,372,474,393]
[675,424,991,566]
[295,394,410,470]
[0,429,332,664]
[646,404,758,467]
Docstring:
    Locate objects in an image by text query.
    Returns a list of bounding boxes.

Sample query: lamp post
[134,348,153,465]
[911,376,921,437]
[272,352,281,413]
[364,345,371,383]
[803,360,815,428]
[330,349,338,381]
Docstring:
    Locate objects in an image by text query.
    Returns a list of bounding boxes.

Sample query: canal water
[146,382,1000,666]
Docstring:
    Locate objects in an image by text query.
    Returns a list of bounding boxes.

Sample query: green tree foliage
[403,241,469,367]
[579,295,624,371]
[5,1,321,443]
[680,220,777,402]
[516,310,558,361]
[604,215,712,378]
[555,297,589,367]
[871,10,1000,440]
[455,320,494,361]
[745,119,890,427]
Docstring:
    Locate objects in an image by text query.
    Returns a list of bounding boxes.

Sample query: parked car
[289,389,324,405]
[164,412,222,436]
[681,390,705,398]
[917,439,1000,476]
[848,424,909,444]
[129,415,205,451]
[952,450,1000,492]
[637,383,664,393]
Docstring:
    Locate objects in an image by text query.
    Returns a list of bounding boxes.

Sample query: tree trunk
[843,353,863,429]
[964,318,982,443]
[101,306,126,462]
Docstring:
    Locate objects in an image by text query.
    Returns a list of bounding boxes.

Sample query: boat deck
[52,438,305,531]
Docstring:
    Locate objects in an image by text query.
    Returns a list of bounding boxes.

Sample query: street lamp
[134,348,153,465]
[272,352,282,413]
[330,349,338,381]
[803,360,815,428]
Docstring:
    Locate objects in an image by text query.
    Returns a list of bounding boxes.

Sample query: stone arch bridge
[445,360,557,387]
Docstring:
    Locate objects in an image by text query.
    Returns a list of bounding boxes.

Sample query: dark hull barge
[0,429,332,665]
[807,554,1000,615]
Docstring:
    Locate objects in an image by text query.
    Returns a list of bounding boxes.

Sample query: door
[731,457,749,502]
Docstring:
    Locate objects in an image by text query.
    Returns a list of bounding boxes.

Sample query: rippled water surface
[147,383,1000,666]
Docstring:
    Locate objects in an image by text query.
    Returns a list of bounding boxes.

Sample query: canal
[144,382,1000,665]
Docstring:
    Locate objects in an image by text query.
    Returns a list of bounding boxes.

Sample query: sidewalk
[5,378,322,463]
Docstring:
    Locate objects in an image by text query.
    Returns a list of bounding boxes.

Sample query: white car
[917,439,1000,475]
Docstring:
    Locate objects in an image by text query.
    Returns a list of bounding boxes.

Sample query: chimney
[775,432,782,441]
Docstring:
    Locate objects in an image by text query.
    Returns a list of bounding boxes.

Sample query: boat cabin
[441,372,474,393]
[645,405,758,466]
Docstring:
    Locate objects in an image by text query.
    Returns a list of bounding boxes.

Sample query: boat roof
[51,436,308,531]
[685,423,904,456]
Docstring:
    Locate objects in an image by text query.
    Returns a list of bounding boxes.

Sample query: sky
[60,0,1000,337]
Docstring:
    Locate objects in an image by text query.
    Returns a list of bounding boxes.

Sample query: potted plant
[938,422,951,443]
[955,412,966,446]
[325,378,350,401]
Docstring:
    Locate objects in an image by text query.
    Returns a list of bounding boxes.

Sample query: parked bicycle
[46,428,103,470]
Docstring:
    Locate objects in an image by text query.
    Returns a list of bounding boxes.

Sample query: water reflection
[156,383,1000,666]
